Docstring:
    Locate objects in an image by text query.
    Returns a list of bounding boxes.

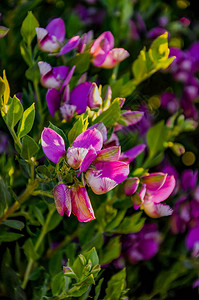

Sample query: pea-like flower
[36,18,80,55]
[90,31,129,68]
[124,172,175,218]
[41,123,129,221]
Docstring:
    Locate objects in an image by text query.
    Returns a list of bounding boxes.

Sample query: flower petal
[124,177,140,196]
[186,225,199,250]
[46,18,65,42]
[142,202,173,218]
[141,172,167,191]
[72,128,103,152]
[41,128,65,163]
[120,144,146,163]
[60,103,76,121]
[71,186,95,222]
[100,48,130,68]
[53,184,71,216]
[85,161,129,194]
[87,83,102,109]
[88,122,107,142]
[67,147,89,169]
[145,175,176,203]
[58,36,80,56]
[95,146,121,162]
[46,88,61,117]
[77,146,97,176]
[70,82,92,114]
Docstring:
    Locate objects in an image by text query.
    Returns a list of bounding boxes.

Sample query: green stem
[110,64,119,84]
[32,190,54,198]
[9,126,22,150]
[22,206,56,289]
[0,180,39,224]
[33,80,44,130]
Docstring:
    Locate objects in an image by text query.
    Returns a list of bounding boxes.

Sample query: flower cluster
[41,123,129,222]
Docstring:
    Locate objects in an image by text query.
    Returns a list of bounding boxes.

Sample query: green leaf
[146,120,168,158]
[25,64,40,82]
[21,135,39,160]
[115,211,145,234]
[22,238,39,261]
[67,274,95,297]
[100,236,121,265]
[21,11,39,46]
[49,251,63,276]
[51,272,67,297]
[32,206,45,225]
[45,211,62,233]
[104,268,126,300]
[20,41,33,67]
[17,103,35,138]
[94,278,104,300]
[68,115,88,145]
[49,122,68,148]
[83,247,99,266]
[36,165,52,179]
[2,220,25,230]
[93,99,121,128]
[0,231,23,243]
[4,95,23,128]
[0,76,5,107]
[68,52,90,73]
[0,177,11,218]
[105,209,126,231]
[0,26,9,38]
[2,70,10,106]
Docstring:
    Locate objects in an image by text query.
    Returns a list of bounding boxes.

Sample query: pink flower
[125,173,175,218]
[90,31,129,68]
[53,183,95,222]
[53,184,71,216]
[71,185,95,222]
[36,18,80,54]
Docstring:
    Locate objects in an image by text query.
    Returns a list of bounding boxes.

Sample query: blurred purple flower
[122,223,161,263]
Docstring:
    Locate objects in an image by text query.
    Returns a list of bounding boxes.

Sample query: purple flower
[148,27,169,40]
[38,62,75,117]
[186,224,199,257]
[90,31,129,68]
[122,223,161,263]
[36,18,80,55]
[161,91,179,114]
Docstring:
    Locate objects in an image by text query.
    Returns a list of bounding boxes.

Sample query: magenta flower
[53,183,95,222]
[90,31,129,68]
[125,172,175,218]
[36,18,80,55]
[41,124,129,221]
